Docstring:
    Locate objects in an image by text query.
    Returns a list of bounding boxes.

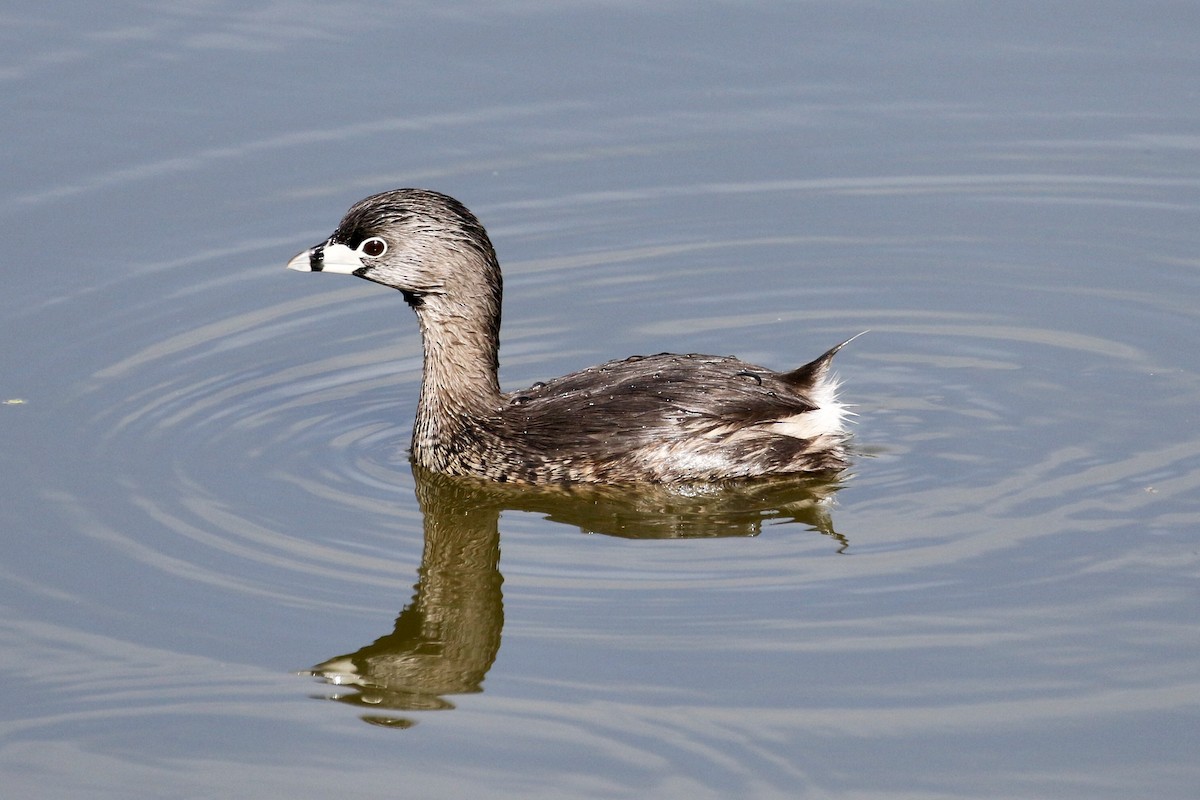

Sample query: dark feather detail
[782,333,864,388]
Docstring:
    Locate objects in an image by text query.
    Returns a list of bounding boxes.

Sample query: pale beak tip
[286,249,315,272]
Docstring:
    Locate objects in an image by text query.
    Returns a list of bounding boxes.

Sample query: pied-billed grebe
[287,189,857,484]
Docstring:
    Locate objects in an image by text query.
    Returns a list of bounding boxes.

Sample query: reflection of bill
[306,465,848,727]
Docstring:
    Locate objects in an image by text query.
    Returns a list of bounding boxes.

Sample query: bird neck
[410,278,503,439]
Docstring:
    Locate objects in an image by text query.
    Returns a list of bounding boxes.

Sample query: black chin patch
[400,289,425,308]
[309,243,325,272]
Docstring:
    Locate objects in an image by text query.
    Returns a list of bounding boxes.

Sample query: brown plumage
[287,188,857,484]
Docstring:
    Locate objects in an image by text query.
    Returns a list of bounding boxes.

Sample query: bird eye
[359,237,387,257]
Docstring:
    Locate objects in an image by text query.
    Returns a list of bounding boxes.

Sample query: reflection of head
[307,468,505,725]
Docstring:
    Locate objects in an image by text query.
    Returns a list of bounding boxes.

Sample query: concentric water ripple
[6,2,1200,794]
[4,135,1199,800]
[33,172,1200,610]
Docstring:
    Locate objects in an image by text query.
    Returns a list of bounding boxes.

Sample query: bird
[287,188,857,485]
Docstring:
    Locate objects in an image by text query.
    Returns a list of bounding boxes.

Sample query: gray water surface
[3,2,1199,798]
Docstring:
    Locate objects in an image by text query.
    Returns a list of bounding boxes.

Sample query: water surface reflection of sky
[2,2,1199,798]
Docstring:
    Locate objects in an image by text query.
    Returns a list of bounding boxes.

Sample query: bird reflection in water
[306,465,849,727]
